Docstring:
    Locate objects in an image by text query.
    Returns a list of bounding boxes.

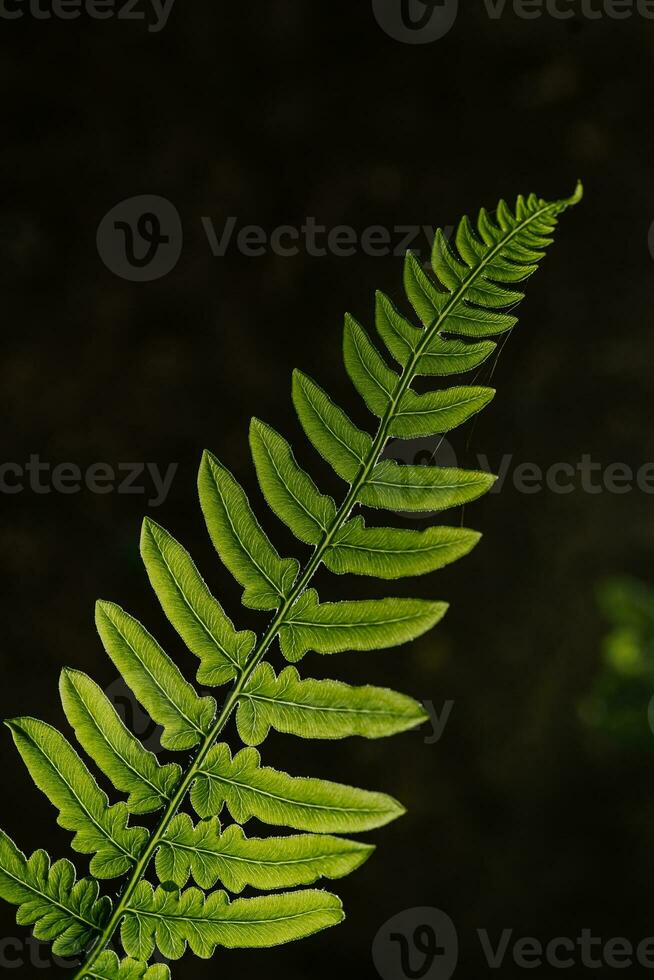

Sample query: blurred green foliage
[580,577,654,748]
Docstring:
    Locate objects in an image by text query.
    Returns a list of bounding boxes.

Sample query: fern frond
[0,185,582,979]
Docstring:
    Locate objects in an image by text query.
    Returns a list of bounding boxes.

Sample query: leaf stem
[71,196,567,978]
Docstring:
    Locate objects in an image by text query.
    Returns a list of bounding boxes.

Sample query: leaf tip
[432,600,450,622]
[568,179,584,206]
[249,416,267,442]
[58,666,75,691]
[95,597,110,621]
[393,798,408,821]
[140,514,159,538]
[291,367,306,391]
[4,717,31,744]
[199,448,220,478]
[416,702,431,725]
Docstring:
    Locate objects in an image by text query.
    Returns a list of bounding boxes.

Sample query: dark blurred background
[2,2,654,976]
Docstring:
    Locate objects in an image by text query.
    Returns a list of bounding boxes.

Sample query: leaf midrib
[197,771,389,815]
[164,838,362,868]
[125,904,340,927]
[241,691,415,718]
[333,539,460,556]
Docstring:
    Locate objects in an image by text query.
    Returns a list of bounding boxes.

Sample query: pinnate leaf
[95,601,216,751]
[140,518,255,686]
[198,450,300,610]
[0,186,581,978]
[249,418,337,546]
[122,882,344,959]
[60,669,181,815]
[6,718,147,879]
[237,663,427,744]
[0,829,111,957]
[325,517,481,578]
[156,813,372,893]
[191,743,404,833]
[278,588,447,662]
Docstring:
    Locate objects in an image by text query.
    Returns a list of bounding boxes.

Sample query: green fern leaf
[324,517,481,578]
[236,663,427,743]
[85,952,170,979]
[389,384,495,438]
[249,418,337,545]
[278,588,447,661]
[291,370,373,481]
[278,588,448,654]
[0,186,581,978]
[191,743,404,832]
[60,669,182,815]
[121,882,344,959]
[198,450,300,609]
[415,335,497,376]
[156,814,372,892]
[359,457,496,512]
[6,718,147,878]
[95,601,216,750]
[140,518,255,685]
[0,830,111,956]
[343,313,398,417]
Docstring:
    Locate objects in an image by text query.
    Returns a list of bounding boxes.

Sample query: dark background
[2,2,654,976]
